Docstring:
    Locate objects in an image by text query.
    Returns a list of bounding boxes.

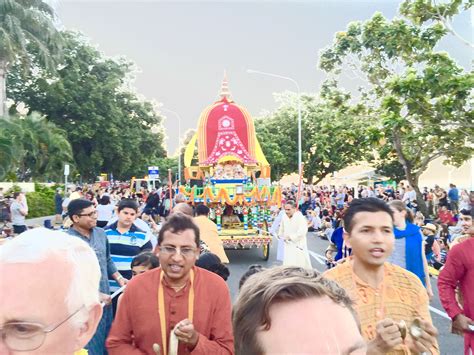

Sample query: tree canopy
[256,84,373,184]
[319,9,473,213]
[7,31,167,181]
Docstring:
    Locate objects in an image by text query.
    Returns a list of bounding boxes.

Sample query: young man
[67,199,126,355]
[438,209,474,354]
[105,199,153,293]
[233,266,366,355]
[324,198,439,355]
[10,191,28,234]
[0,228,102,354]
[450,208,473,247]
[279,200,312,268]
[106,213,234,355]
[193,204,229,263]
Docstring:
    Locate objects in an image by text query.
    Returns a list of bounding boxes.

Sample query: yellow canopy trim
[184,133,197,168]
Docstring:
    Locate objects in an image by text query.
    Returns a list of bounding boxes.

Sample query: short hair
[13,191,22,199]
[195,253,230,281]
[131,251,160,269]
[195,204,210,216]
[175,193,187,203]
[0,228,101,327]
[117,198,139,212]
[388,199,414,223]
[239,264,265,290]
[158,213,200,247]
[99,195,110,205]
[284,200,296,208]
[460,209,473,218]
[233,266,357,355]
[343,198,394,233]
[68,198,94,219]
[172,203,193,216]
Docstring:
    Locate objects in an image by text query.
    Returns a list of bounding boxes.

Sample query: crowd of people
[0,180,473,354]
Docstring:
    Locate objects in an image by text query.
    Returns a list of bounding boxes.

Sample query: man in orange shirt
[324,198,439,355]
[193,204,229,263]
[106,213,234,355]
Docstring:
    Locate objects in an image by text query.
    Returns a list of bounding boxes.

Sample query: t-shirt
[10,201,25,226]
[97,204,115,222]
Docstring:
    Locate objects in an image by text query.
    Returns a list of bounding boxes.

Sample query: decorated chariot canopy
[183,74,270,181]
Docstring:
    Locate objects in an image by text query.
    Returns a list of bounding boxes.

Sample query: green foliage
[0,0,63,115]
[7,31,167,180]
[319,8,473,214]
[25,183,56,218]
[400,0,473,25]
[0,113,73,181]
[256,87,372,183]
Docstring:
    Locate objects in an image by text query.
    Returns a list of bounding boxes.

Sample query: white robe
[279,211,312,269]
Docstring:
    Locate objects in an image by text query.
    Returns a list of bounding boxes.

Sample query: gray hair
[0,228,101,327]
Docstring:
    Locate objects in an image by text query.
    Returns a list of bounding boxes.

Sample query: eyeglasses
[77,210,98,218]
[159,246,197,258]
[0,305,85,351]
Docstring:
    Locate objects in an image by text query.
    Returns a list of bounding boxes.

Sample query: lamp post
[161,107,182,185]
[246,69,302,177]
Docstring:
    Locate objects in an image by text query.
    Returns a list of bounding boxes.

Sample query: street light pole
[246,69,302,177]
[161,108,182,185]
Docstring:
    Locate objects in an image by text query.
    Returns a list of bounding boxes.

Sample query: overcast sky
[55,0,472,154]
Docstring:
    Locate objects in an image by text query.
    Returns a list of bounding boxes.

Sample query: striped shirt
[105,222,153,292]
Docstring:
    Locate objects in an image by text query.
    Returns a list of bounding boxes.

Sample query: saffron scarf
[394,222,426,286]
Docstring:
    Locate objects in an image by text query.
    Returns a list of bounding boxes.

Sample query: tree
[320,11,473,215]
[255,85,373,184]
[7,31,167,180]
[0,112,73,181]
[0,0,62,116]
[400,0,474,49]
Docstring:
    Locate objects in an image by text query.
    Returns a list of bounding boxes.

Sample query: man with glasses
[0,228,103,354]
[107,213,234,355]
[67,199,126,355]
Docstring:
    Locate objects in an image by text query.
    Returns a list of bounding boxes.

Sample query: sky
[55,0,472,154]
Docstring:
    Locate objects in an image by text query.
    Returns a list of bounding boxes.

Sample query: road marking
[429,306,451,320]
[308,250,326,265]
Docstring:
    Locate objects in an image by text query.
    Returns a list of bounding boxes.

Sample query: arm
[189,283,234,355]
[105,237,119,278]
[106,288,146,355]
[288,214,308,243]
[420,243,433,299]
[438,245,466,320]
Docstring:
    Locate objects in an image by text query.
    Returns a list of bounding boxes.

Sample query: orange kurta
[106,267,234,355]
[324,260,439,355]
[194,216,229,263]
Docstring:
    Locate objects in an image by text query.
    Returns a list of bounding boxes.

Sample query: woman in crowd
[388,200,433,298]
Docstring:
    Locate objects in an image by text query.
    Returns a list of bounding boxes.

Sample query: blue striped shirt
[105,222,153,292]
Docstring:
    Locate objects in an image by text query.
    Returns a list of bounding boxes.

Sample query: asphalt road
[225,232,464,355]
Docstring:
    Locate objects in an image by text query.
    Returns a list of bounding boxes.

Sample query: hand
[367,318,403,355]
[174,319,199,349]
[152,343,161,355]
[99,292,112,306]
[407,318,438,354]
[452,314,474,336]
[117,276,128,287]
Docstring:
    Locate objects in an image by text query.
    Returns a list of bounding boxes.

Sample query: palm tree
[0,0,62,116]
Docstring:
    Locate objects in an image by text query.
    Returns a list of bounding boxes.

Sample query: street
[225,232,463,355]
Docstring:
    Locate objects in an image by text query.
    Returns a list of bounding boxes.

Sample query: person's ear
[74,303,103,351]
[343,229,352,248]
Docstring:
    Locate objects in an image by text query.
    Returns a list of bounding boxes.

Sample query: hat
[422,223,437,234]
